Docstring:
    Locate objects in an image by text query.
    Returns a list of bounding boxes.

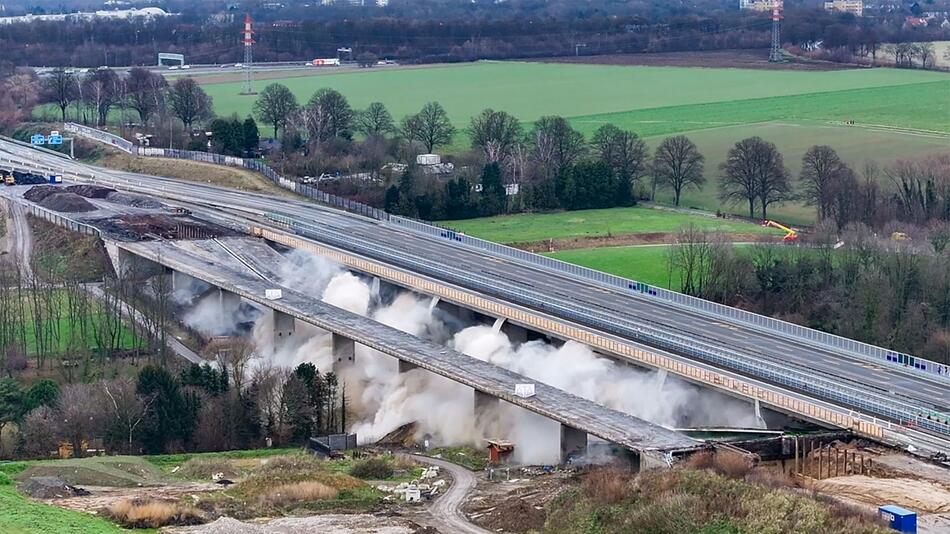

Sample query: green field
[547,245,679,288]
[17,291,139,355]
[201,62,947,131]
[0,464,127,534]
[445,205,779,244]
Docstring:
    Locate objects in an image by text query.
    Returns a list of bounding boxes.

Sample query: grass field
[445,205,779,244]
[17,290,139,355]
[0,463,128,534]
[200,62,947,131]
[546,245,679,288]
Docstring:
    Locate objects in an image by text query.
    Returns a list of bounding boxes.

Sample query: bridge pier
[105,242,164,280]
[560,424,588,462]
[474,389,499,425]
[493,318,529,346]
[273,310,296,353]
[331,333,356,374]
[218,288,242,313]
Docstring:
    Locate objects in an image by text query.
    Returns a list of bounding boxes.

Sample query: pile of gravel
[65,184,115,198]
[106,191,163,209]
[17,476,89,499]
[39,192,96,213]
[23,185,60,203]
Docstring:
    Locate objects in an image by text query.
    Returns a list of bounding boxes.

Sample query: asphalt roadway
[1,141,948,422]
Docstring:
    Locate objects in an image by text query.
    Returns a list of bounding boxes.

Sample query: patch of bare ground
[97,150,300,199]
[47,482,222,514]
[463,469,576,533]
[533,49,853,71]
[164,514,424,534]
[514,231,774,252]
[812,475,950,514]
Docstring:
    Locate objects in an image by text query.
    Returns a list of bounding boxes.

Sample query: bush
[582,467,632,504]
[0,472,11,485]
[259,481,339,507]
[685,450,753,479]
[178,457,239,480]
[105,498,204,528]
[350,457,394,479]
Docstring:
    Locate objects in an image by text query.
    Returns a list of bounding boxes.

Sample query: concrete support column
[656,369,668,390]
[331,333,355,374]
[500,320,529,346]
[398,360,418,374]
[560,424,588,463]
[473,390,499,425]
[273,310,295,353]
[218,288,241,312]
[754,398,767,429]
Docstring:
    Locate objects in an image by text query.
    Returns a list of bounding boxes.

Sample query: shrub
[684,450,753,479]
[259,481,339,507]
[105,498,204,528]
[178,457,239,480]
[258,454,323,475]
[350,457,394,479]
[582,467,633,504]
[0,472,11,485]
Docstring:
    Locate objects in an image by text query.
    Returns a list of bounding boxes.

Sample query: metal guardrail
[62,123,950,384]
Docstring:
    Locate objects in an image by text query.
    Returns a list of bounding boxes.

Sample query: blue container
[879,505,916,533]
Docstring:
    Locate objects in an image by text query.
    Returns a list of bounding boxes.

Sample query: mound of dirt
[476,498,547,533]
[23,185,60,203]
[18,476,89,499]
[16,456,166,487]
[65,184,115,198]
[39,192,96,213]
[105,191,163,209]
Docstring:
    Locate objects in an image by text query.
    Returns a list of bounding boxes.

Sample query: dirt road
[411,454,491,534]
[8,201,33,277]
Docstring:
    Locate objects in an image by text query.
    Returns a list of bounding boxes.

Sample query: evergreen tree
[479,163,507,216]
[137,366,197,454]
[242,117,260,155]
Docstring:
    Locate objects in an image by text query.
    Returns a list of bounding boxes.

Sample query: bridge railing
[63,122,950,384]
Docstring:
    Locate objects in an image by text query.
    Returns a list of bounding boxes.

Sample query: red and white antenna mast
[769,0,783,62]
[240,13,256,94]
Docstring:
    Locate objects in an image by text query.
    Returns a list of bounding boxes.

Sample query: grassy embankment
[0,462,130,534]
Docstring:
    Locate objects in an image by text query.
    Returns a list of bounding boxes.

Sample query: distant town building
[823,0,864,16]
[739,0,775,12]
[0,7,172,25]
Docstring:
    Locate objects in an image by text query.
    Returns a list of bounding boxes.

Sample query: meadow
[444,205,779,244]
[200,62,947,131]
[546,245,680,289]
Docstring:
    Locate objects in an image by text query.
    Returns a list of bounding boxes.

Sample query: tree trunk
[748,199,755,219]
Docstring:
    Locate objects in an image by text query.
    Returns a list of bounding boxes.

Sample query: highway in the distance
[1,141,948,436]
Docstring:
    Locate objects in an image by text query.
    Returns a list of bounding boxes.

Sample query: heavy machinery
[2,169,14,186]
[763,220,799,242]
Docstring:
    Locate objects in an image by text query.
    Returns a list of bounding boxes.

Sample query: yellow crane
[762,220,799,242]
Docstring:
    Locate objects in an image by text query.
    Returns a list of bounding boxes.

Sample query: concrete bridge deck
[120,238,703,456]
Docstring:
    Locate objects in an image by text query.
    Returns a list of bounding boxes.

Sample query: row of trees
[0,1,946,67]
[42,67,213,129]
[666,224,950,363]
[3,355,347,459]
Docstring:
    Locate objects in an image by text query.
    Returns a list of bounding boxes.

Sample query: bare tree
[305,87,353,142]
[405,101,455,153]
[253,83,299,138]
[355,101,394,137]
[652,135,705,206]
[719,136,790,220]
[800,145,849,221]
[20,406,60,458]
[206,338,257,393]
[530,116,585,178]
[82,69,123,126]
[469,108,523,163]
[168,77,213,130]
[667,224,712,296]
[101,378,153,454]
[592,124,648,186]
[124,67,167,124]
[42,68,75,121]
[56,383,104,458]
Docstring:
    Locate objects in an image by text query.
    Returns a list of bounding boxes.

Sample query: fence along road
[60,123,950,385]
[6,134,950,454]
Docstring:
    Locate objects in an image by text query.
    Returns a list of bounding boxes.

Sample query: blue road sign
[47,135,63,145]
[30,134,46,145]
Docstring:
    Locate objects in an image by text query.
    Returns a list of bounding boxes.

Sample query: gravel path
[410,454,491,534]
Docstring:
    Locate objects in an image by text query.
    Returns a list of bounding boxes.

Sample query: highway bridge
[1,137,948,459]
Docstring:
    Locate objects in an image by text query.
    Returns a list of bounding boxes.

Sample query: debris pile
[377,466,445,503]
[39,192,96,212]
[92,214,229,241]
[23,185,60,203]
[65,184,115,198]
[106,191,163,209]
[17,476,90,499]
